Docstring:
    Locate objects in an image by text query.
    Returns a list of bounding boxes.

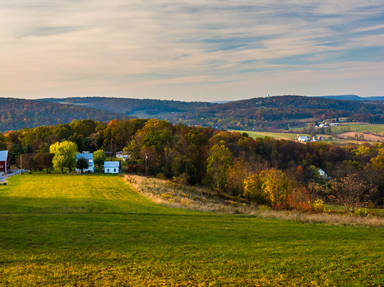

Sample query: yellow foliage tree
[243,173,266,204]
[260,168,295,209]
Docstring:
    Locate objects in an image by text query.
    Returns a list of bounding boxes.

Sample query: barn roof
[104,161,119,168]
[0,151,8,162]
[76,152,93,160]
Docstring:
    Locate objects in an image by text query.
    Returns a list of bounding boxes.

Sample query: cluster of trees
[2,118,384,210]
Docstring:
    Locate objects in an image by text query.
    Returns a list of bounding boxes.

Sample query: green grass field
[232,130,303,140]
[1,175,384,286]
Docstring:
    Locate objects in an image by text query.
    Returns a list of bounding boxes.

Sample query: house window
[114,168,116,172]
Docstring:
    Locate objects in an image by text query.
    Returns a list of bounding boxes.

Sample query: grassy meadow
[231,130,303,141]
[0,174,384,286]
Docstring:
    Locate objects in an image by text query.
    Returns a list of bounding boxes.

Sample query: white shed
[104,161,120,174]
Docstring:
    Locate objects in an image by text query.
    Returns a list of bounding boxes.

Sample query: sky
[0,0,384,101]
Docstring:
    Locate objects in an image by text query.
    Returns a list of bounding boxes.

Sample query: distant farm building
[116,151,129,161]
[0,151,10,174]
[297,135,310,143]
[104,161,119,174]
[75,151,94,173]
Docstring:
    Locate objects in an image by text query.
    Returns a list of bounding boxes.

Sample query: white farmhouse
[104,161,120,174]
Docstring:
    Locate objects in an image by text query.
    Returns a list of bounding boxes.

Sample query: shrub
[258,205,271,212]
[354,208,369,217]
[311,199,324,213]
[287,187,311,211]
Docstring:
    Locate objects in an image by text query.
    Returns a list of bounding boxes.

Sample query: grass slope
[0,175,384,286]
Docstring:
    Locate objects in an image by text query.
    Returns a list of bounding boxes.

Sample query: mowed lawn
[0,175,384,286]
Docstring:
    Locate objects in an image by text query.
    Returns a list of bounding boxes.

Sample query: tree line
[2,118,384,211]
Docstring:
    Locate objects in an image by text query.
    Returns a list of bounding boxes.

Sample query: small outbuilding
[104,161,120,174]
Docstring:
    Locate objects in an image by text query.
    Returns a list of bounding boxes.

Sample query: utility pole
[145,153,148,176]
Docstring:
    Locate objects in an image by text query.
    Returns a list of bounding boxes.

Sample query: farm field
[329,123,384,136]
[231,130,304,140]
[0,175,384,286]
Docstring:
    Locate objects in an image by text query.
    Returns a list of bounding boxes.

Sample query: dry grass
[126,175,384,227]
[125,175,257,214]
[258,210,384,227]
[337,131,384,142]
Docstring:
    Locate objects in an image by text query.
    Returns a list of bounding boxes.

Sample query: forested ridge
[3,118,384,212]
[2,96,384,132]
[0,98,124,131]
[44,95,384,130]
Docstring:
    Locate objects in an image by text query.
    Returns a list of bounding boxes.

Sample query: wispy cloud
[0,0,383,100]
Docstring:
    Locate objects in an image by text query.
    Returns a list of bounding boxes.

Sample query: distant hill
[42,97,212,118]
[167,95,384,130]
[41,95,384,131]
[323,95,384,101]
[0,98,124,132]
[2,95,384,132]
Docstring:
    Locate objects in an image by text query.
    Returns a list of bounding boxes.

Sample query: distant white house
[297,135,310,143]
[75,151,94,173]
[116,151,129,161]
[318,168,329,179]
[104,161,120,174]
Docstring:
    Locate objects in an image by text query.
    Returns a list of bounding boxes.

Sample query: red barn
[0,151,10,173]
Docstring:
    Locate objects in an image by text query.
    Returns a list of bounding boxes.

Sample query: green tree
[76,158,89,173]
[49,141,78,173]
[33,152,54,173]
[93,149,106,171]
[206,142,233,192]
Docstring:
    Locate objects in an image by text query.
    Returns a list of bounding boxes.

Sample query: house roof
[76,152,93,160]
[104,161,119,168]
[0,150,8,162]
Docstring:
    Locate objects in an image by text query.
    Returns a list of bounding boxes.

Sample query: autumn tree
[206,142,233,192]
[331,174,378,212]
[243,173,266,203]
[260,168,295,209]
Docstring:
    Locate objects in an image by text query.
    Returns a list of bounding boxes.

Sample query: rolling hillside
[0,98,125,132]
[42,96,384,130]
[43,97,211,118]
[0,174,383,285]
[169,95,384,130]
[2,95,384,132]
